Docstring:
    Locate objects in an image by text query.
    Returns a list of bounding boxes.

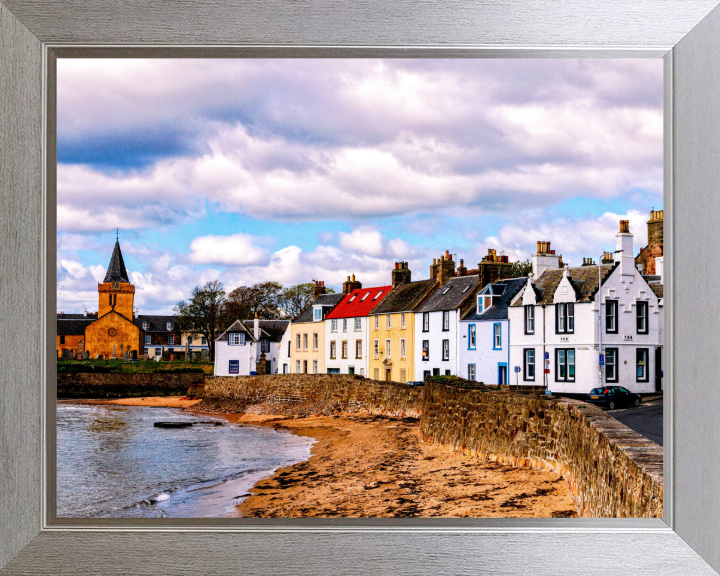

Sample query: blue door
[498,363,508,385]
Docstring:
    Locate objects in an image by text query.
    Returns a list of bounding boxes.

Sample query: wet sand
[61,397,577,517]
[62,396,202,409]
[233,414,577,518]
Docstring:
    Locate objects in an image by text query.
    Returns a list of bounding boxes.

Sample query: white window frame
[313,360,318,374]
[296,334,301,350]
[356,340,362,358]
[229,333,245,346]
[423,312,429,332]
[343,318,348,332]
[303,333,308,351]
[331,319,338,332]
[385,339,391,358]
[524,349,535,381]
[443,311,449,331]
[493,323,502,349]
[355,317,362,331]
[442,339,449,361]
[142,322,148,330]
[144,335,151,344]
[386,314,391,329]
[401,313,406,329]
[330,341,336,359]
[313,308,322,321]
[167,334,175,345]
[525,306,535,334]
[400,338,406,359]
[468,364,476,381]
[342,340,348,359]
[313,333,318,350]
[296,360,301,373]
[166,322,173,331]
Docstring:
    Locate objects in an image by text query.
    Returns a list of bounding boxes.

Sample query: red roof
[325,285,393,319]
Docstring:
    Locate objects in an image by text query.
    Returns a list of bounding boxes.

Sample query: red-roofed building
[324,285,392,376]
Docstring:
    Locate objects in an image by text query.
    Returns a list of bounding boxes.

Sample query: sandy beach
[62,396,577,518]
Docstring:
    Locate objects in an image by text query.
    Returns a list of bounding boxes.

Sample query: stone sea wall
[203,374,423,418]
[201,375,662,518]
[420,380,663,518]
[57,372,204,398]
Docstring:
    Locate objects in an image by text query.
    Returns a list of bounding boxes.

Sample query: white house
[459,278,526,385]
[214,318,289,376]
[508,221,662,394]
[414,275,481,380]
[324,285,392,376]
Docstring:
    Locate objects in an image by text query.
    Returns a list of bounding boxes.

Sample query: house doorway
[655,347,662,392]
[498,363,508,385]
[385,368,391,381]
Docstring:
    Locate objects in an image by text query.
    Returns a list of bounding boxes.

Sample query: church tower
[98,239,135,319]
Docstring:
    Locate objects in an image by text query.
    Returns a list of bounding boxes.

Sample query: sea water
[56,403,313,518]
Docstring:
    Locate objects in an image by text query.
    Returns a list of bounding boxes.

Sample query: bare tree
[174,279,226,361]
[225,281,284,320]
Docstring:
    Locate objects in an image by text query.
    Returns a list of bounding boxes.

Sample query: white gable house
[508,221,662,394]
[214,318,289,376]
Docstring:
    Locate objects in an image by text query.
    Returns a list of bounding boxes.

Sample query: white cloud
[480,209,650,267]
[187,232,271,266]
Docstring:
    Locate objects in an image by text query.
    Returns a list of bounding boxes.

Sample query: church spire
[104,238,129,283]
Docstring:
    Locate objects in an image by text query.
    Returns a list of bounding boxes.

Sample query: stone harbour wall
[57,372,204,398]
[420,380,663,518]
[203,374,423,418]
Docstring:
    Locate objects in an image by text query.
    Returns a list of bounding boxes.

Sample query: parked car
[587,386,641,410]
[406,381,425,387]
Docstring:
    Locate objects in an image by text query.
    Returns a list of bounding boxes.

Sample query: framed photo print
[2,0,720,574]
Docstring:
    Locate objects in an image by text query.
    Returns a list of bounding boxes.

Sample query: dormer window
[229,333,245,346]
[442,286,452,295]
[349,295,356,302]
[462,286,470,293]
[313,308,322,321]
[166,322,173,331]
[142,322,148,330]
[361,292,370,301]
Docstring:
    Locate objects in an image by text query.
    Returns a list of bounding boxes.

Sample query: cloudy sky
[57,58,663,314]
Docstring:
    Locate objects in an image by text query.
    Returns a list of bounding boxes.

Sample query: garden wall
[57,372,204,398]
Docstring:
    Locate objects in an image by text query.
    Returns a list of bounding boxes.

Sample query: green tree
[225,281,284,320]
[278,283,336,319]
[510,259,532,278]
[173,279,226,361]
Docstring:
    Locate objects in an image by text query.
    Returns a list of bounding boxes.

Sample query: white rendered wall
[509,267,661,394]
[459,318,510,385]
[413,310,460,380]
[325,316,368,375]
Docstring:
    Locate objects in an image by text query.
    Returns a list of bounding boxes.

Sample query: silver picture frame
[2,0,720,573]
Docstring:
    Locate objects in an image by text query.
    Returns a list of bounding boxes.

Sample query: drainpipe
[542,305,547,392]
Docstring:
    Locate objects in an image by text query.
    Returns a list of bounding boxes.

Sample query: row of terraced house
[214,211,664,394]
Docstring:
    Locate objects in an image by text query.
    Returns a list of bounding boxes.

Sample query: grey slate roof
[242,319,289,342]
[57,313,98,320]
[134,315,177,333]
[216,319,255,342]
[293,293,344,324]
[462,277,526,322]
[104,240,130,283]
[418,275,481,313]
[57,318,95,335]
[370,278,438,315]
[510,263,619,307]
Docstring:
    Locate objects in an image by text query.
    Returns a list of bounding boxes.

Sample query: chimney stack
[456,258,467,277]
[83,307,88,317]
[392,261,412,288]
[342,274,362,295]
[253,311,260,340]
[532,240,561,278]
[429,250,456,286]
[312,279,327,300]
[616,220,635,277]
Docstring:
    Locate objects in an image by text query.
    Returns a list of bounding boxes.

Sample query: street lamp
[598,250,623,378]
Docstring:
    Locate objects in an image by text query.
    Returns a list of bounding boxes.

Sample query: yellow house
[368,278,438,383]
[289,291,343,374]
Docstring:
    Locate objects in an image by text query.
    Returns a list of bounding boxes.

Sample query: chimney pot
[536,241,542,253]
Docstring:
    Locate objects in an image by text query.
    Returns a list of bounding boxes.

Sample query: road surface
[607,397,663,446]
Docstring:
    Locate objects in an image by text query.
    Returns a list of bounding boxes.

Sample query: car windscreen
[590,388,604,394]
